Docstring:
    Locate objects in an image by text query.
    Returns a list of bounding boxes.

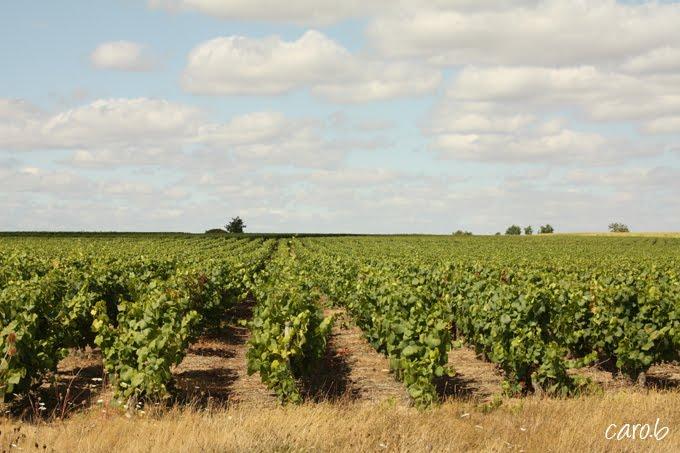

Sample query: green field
[1,233,679,406]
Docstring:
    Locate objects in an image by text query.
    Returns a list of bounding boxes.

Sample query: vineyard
[1,234,679,413]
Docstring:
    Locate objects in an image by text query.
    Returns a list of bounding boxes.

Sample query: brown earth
[572,361,680,392]
[442,346,504,401]
[311,308,409,405]
[23,303,680,419]
[5,303,680,452]
[172,300,277,407]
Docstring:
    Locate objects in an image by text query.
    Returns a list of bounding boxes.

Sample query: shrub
[539,224,554,234]
[505,225,522,235]
[225,217,246,234]
[608,222,630,233]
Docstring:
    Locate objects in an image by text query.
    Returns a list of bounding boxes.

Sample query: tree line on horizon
[501,224,554,235]
[206,217,630,236]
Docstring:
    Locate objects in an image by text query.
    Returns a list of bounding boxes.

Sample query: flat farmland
[1,234,679,452]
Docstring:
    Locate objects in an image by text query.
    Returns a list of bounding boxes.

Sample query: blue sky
[1,0,680,233]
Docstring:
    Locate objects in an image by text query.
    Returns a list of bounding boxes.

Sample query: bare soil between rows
[172,299,278,407]
[21,299,680,419]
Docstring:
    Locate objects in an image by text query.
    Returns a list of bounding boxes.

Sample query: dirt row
[167,305,514,406]
[49,300,680,417]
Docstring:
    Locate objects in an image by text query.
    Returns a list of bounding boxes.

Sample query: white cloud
[0,99,43,123]
[327,112,395,132]
[0,97,376,170]
[0,98,204,165]
[67,146,185,168]
[446,66,680,130]
[430,127,629,164]
[3,150,680,233]
[622,47,680,74]
[0,98,204,157]
[367,0,680,67]
[423,97,659,164]
[0,166,95,196]
[426,105,534,135]
[449,66,607,103]
[196,112,290,146]
[149,0,391,26]
[0,99,47,149]
[183,32,345,95]
[42,98,202,148]
[311,60,441,103]
[558,166,680,220]
[643,116,680,134]
[4,1,680,234]
[182,30,441,102]
[306,168,401,186]
[90,41,156,71]
[188,111,361,168]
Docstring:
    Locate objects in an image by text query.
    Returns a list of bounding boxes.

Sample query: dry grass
[2,390,679,452]
[555,232,680,238]
[8,305,678,452]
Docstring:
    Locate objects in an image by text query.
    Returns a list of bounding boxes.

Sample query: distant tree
[453,230,473,236]
[505,225,522,235]
[524,225,533,235]
[495,232,501,236]
[225,216,246,234]
[608,222,630,233]
[539,224,554,234]
[205,228,226,234]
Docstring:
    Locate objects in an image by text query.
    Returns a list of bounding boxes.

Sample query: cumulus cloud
[426,107,535,135]
[367,0,680,67]
[90,41,156,71]
[444,66,680,132]
[430,127,639,164]
[423,97,662,164]
[622,47,680,74]
[565,167,680,190]
[43,98,202,148]
[449,66,609,103]
[643,116,680,135]
[0,99,47,149]
[311,61,441,103]
[0,165,202,230]
[183,32,345,95]
[0,166,95,197]
[149,0,391,26]
[5,157,680,233]
[67,147,186,168]
[5,1,680,233]
[182,30,441,102]
[194,117,349,168]
[0,97,375,169]
[0,98,197,151]
[196,112,290,146]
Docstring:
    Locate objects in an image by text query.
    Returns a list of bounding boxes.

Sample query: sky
[1,0,680,234]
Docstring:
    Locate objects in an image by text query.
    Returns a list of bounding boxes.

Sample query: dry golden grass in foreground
[1,390,678,452]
